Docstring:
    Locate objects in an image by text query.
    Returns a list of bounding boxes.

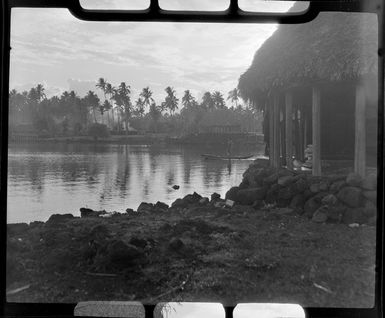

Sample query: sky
[9,0,300,107]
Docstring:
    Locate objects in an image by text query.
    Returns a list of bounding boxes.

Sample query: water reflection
[8,142,264,223]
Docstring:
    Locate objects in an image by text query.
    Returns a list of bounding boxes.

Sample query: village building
[198,109,242,134]
[238,9,378,177]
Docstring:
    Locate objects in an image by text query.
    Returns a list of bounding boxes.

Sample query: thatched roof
[238,9,378,108]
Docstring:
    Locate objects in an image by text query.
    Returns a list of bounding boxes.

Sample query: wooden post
[281,107,286,166]
[354,84,366,177]
[299,106,304,161]
[304,111,308,150]
[273,94,280,168]
[269,104,274,167]
[312,87,321,176]
[294,105,300,160]
[285,92,293,170]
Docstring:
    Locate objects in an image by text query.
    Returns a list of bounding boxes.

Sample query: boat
[201,154,255,160]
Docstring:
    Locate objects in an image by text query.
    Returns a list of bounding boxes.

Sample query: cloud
[9,5,290,106]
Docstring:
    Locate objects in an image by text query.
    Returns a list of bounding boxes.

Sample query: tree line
[9,77,258,136]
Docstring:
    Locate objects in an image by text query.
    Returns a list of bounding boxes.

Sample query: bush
[88,123,110,139]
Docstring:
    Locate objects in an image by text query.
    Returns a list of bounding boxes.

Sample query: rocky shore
[6,159,377,306]
[226,159,377,226]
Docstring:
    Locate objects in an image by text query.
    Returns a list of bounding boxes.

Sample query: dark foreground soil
[7,205,376,307]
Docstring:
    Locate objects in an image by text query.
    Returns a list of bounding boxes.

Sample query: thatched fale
[238,10,378,108]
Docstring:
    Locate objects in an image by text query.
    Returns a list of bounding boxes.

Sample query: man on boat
[227,138,234,157]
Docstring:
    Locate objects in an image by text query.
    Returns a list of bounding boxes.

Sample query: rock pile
[226,160,377,225]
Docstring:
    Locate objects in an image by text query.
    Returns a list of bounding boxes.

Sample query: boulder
[137,202,154,213]
[238,180,249,189]
[342,208,368,225]
[292,178,308,193]
[277,186,297,200]
[346,173,362,187]
[277,175,297,187]
[319,182,329,192]
[303,189,313,200]
[46,213,74,225]
[312,206,328,223]
[290,194,306,209]
[309,183,321,193]
[183,192,203,204]
[211,192,221,201]
[265,188,278,204]
[225,199,235,207]
[361,174,377,190]
[244,169,261,187]
[199,197,210,205]
[278,168,294,177]
[225,187,239,201]
[80,208,103,218]
[214,201,226,208]
[171,198,186,209]
[362,190,376,204]
[321,194,338,206]
[337,187,363,208]
[325,205,345,223]
[254,158,270,167]
[363,200,376,217]
[263,173,279,185]
[303,193,328,218]
[154,201,169,211]
[125,208,135,213]
[329,180,346,193]
[236,187,267,205]
[304,197,322,218]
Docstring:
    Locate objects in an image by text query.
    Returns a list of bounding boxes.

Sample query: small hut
[238,9,378,177]
[199,109,242,134]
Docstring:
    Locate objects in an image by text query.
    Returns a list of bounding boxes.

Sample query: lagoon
[7,142,265,223]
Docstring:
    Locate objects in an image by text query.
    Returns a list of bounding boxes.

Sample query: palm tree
[139,87,154,112]
[105,82,115,128]
[182,90,196,109]
[212,91,226,109]
[161,86,179,115]
[149,102,161,132]
[135,97,145,117]
[96,78,108,124]
[113,82,132,134]
[201,91,214,110]
[103,100,112,126]
[84,90,100,123]
[35,84,46,102]
[227,88,240,108]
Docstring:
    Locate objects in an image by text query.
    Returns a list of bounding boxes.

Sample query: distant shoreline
[8,132,265,146]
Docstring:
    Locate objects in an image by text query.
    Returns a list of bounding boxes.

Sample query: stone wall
[225,159,377,225]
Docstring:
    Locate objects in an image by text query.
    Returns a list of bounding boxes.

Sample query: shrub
[88,123,110,139]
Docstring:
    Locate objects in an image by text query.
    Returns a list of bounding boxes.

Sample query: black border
[0,0,384,317]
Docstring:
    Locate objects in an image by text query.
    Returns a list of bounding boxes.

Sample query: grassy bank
[7,199,375,307]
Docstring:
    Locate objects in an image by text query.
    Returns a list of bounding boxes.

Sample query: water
[7,142,265,223]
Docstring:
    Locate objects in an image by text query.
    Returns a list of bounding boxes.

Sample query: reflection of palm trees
[114,148,131,198]
[166,170,175,186]
[142,180,149,197]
